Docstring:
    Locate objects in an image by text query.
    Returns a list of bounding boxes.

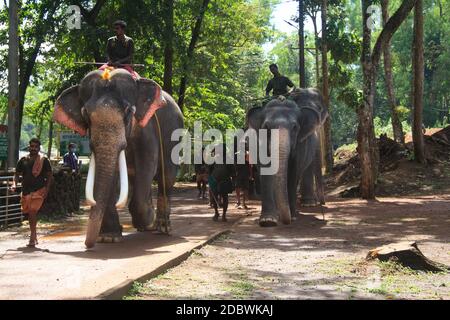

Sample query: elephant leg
[155,158,177,234]
[129,159,157,232]
[288,157,300,219]
[259,173,278,227]
[300,163,317,207]
[98,174,123,243]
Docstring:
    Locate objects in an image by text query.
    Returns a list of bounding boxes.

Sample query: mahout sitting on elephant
[246,88,328,227]
[53,68,183,248]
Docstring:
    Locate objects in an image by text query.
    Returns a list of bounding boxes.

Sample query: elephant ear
[53,85,88,136]
[246,107,264,130]
[135,78,166,128]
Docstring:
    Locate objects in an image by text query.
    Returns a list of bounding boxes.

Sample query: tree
[412,0,425,163]
[177,0,211,111]
[359,0,417,199]
[163,0,174,94]
[381,0,405,144]
[7,0,19,167]
[322,0,333,173]
[298,0,306,87]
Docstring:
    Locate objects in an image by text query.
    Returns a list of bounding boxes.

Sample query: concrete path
[0,186,256,300]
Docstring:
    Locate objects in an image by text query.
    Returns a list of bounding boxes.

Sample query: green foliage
[1,0,449,153]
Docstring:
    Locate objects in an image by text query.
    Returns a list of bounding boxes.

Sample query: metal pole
[298,0,306,88]
[7,0,19,168]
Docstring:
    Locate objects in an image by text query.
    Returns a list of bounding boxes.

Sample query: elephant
[246,88,328,227]
[53,68,183,248]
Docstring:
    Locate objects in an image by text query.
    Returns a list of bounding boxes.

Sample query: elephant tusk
[116,150,129,208]
[85,153,96,206]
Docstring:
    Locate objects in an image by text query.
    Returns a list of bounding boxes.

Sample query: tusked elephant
[53,69,183,248]
[246,88,328,227]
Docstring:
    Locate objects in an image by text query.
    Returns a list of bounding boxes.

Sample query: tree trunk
[311,16,320,87]
[367,242,449,272]
[17,3,58,147]
[381,0,405,145]
[412,0,426,163]
[163,0,174,94]
[359,0,417,199]
[7,0,19,168]
[359,0,377,199]
[298,0,306,88]
[177,0,211,111]
[321,0,333,174]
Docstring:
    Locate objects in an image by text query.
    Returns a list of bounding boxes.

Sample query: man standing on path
[265,64,295,97]
[11,138,53,247]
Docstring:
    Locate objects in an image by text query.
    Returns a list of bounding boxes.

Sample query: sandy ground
[127,192,450,300]
[1,182,448,300]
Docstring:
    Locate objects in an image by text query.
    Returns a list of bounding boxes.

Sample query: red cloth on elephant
[99,64,140,80]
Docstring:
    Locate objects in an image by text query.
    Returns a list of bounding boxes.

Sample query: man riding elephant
[99,20,140,79]
[265,64,295,98]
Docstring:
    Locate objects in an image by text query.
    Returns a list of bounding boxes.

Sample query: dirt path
[127,194,450,300]
[0,184,250,299]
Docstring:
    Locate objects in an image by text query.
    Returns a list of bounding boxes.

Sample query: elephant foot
[155,216,171,234]
[291,212,301,221]
[259,215,278,227]
[137,224,157,232]
[97,232,123,243]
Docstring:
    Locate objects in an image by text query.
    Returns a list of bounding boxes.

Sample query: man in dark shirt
[234,151,252,210]
[11,138,52,247]
[265,64,295,97]
[107,20,134,66]
[100,20,139,79]
[208,145,234,222]
[63,143,79,172]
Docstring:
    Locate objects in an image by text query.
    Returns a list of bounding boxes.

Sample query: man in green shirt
[265,64,295,97]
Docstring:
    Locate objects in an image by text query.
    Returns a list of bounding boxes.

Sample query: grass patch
[227,279,255,299]
[213,232,231,243]
[377,260,418,277]
[123,281,146,300]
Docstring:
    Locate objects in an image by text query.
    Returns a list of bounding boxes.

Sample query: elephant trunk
[85,149,128,248]
[274,128,291,225]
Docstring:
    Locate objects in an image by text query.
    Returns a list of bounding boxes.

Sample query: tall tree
[412,0,425,163]
[162,0,174,94]
[298,0,306,88]
[321,0,333,173]
[177,0,211,111]
[7,0,19,167]
[304,0,321,86]
[381,0,405,144]
[74,0,107,62]
[359,0,416,199]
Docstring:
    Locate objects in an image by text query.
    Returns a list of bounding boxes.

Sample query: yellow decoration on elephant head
[102,68,112,80]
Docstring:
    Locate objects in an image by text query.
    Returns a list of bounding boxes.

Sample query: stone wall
[39,167,82,216]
